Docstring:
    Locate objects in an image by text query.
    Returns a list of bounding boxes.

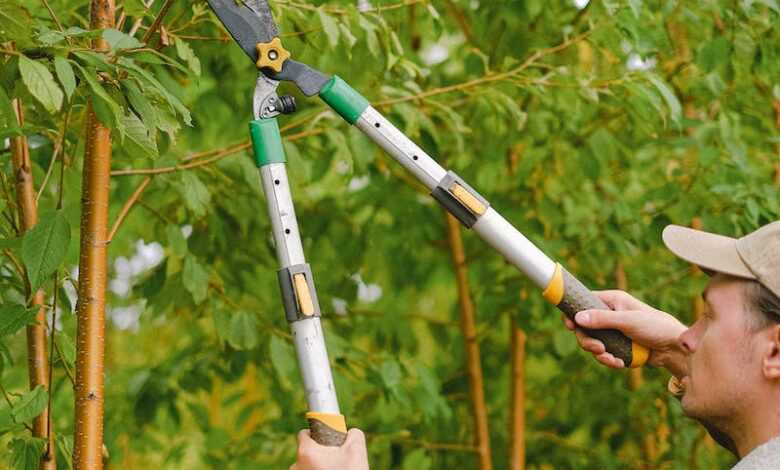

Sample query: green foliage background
[1,0,779,468]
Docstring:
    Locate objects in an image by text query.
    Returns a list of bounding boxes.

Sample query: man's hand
[562,290,688,377]
[290,428,369,470]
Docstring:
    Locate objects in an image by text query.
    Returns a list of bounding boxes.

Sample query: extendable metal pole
[250,116,347,446]
[319,76,649,368]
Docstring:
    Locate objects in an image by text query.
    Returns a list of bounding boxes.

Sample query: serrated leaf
[0,304,37,337]
[121,111,158,159]
[317,9,340,47]
[19,56,63,114]
[118,58,192,126]
[122,79,158,131]
[74,64,122,129]
[9,437,45,470]
[55,435,73,470]
[182,257,208,304]
[174,38,201,76]
[178,172,211,217]
[53,56,76,100]
[21,210,70,293]
[11,385,47,424]
[103,28,143,51]
[228,312,258,350]
[647,74,681,126]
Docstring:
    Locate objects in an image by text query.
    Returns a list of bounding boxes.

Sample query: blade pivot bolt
[256,37,291,73]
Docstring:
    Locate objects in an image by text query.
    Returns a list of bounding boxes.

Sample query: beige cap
[662,221,780,298]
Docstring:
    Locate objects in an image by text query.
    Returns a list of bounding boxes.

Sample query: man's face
[678,274,760,423]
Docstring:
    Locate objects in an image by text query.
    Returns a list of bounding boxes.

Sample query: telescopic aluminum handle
[250,118,348,445]
[318,76,649,368]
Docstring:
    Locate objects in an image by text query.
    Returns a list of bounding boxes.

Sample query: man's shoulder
[731,437,780,470]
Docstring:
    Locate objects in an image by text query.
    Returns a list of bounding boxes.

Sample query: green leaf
[0,304,37,337]
[182,257,208,304]
[122,79,158,131]
[21,210,70,293]
[121,111,158,159]
[402,448,432,470]
[0,86,21,138]
[9,437,45,470]
[55,331,76,369]
[318,9,340,47]
[74,64,122,129]
[269,335,296,383]
[55,435,74,470]
[647,74,681,126]
[18,56,63,114]
[228,312,258,350]
[53,56,76,100]
[166,225,187,258]
[103,28,143,51]
[0,1,31,46]
[10,385,47,424]
[178,172,211,217]
[118,58,192,126]
[174,38,201,76]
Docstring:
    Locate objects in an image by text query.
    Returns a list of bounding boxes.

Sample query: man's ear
[762,325,780,380]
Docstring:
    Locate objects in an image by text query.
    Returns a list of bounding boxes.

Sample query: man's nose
[679,324,698,354]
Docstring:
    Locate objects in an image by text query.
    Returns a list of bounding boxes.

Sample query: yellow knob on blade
[256,37,291,73]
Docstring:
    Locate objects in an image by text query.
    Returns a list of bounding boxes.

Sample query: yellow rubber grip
[542,263,564,305]
[305,412,347,434]
[631,342,649,368]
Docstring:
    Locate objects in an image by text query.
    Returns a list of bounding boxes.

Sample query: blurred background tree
[1,0,778,468]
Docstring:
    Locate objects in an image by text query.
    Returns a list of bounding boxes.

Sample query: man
[290,221,780,469]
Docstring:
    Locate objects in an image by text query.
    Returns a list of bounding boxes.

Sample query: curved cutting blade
[206,0,279,62]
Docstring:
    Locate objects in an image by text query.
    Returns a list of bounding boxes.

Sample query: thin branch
[111,128,324,176]
[275,0,425,15]
[37,106,71,204]
[40,0,67,37]
[107,177,151,242]
[375,29,592,107]
[141,0,175,44]
[54,341,76,386]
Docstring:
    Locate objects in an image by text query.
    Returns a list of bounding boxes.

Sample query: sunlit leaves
[18,56,63,114]
[103,28,143,51]
[182,257,208,304]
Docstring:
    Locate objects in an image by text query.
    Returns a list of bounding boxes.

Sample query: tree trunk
[508,319,525,470]
[10,100,56,470]
[73,2,114,468]
[444,213,493,470]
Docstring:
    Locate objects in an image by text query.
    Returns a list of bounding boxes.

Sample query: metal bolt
[269,49,279,60]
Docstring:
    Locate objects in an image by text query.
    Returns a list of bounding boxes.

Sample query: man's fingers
[596,351,624,368]
[575,309,638,334]
[574,329,605,354]
[562,314,575,331]
[346,428,366,445]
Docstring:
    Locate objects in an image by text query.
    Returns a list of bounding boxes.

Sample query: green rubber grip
[249,119,286,167]
[319,76,369,125]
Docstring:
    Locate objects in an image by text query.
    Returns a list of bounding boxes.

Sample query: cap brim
[662,225,756,279]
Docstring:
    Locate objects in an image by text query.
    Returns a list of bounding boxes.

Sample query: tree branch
[107,177,151,242]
